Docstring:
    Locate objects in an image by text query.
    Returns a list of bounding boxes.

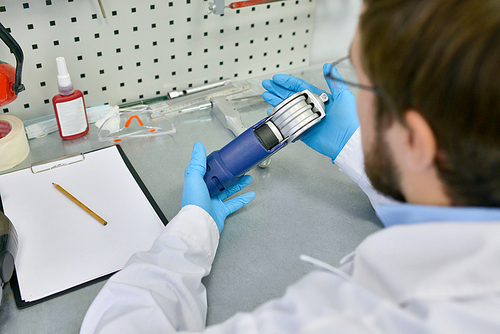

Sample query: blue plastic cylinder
[204,120,285,197]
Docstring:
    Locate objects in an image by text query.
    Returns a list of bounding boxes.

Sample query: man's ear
[403,110,437,173]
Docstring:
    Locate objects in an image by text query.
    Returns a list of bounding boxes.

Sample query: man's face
[350,26,406,202]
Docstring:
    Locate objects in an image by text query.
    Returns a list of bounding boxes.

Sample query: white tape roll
[0,115,30,172]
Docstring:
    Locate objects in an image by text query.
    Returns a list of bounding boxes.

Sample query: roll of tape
[0,115,30,172]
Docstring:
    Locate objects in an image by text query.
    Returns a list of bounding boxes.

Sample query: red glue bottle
[52,57,89,140]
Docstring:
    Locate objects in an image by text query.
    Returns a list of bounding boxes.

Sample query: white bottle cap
[56,57,73,94]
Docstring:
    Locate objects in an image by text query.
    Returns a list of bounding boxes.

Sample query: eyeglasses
[326,56,382,95]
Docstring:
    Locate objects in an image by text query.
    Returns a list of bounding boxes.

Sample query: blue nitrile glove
[181,142,256,233]
[262,63,359,162]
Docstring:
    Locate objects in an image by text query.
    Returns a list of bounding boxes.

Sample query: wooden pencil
[53,183,107,226]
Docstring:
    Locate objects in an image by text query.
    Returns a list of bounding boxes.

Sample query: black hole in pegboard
[170,38,175,43]
[27,24,34,30]
[138,79,142,83]
[290,61,293,65]
[97,52,102,57]
[294,16,298,20]
[92,13,97,19]
[154,58,158,63]
[120,82,125,87]
[0,6,5,12]
[95,33,100,38]
[204,64,208,69]
[279,34,282,38]
[304,44,307,48]
[133,26,138,32]
[235,58,238,62]
[99,69,105,74]
[139,94,144,99]
[152,23,157,28]
[36,63,42,69]
[23,3,29,9]
[235,42,239,47]
[155,75,160,79]
[68,0,74,2]
[302,58,306,62]
[187,17,191,22]
[296,0,299,3]
[172,71,176,76]
[282,2,285,6]
[251,23,255,28]
[169,20,174,25]
[307,14,311,18]
[236,9,240,14]
[187,35,191,40]
[234,73,238,77]
[220,29,224,34]
[114,30,119,35]
[156,91,161,95]
[292,32,296,36]
[306,29,309,33]
[71,17,77,23]
[172,87,177,91]
[219,61,223,66]
[3,108,8,113]
[150,4,155,10]
[267,4,271,9]
[188,83,193,88]
[280,19,284,23]
[204,49,208,53]
[204,80,208,84]
[112,10,117,16]
[250,40,254,44]
[46,0,52,5]
[53,40,59,46]
[136,62,141,67]
[187,0,191,3]
[116,48,121,53]
[263,52,267,56]
[252,7,255,11]
[40,82,46,87]
[24,103,30,108]
[204,15,208,19]
[80,73,85,78]
[264,37,268,41]
[266,21,270,25]
[135,45,140,49]
[277,50,281,54]
[276,64,280,68]
[263,67,266,71]
[220,45,223,50]
[188,51,192,56]
[102,87,107,91]
[249,55,253,59]
[122,98,127,103]
[131,7,136,13]
[169,2,173,6]
[32,44,38,50]
[291,46,295,51]
[44,99,50,104]
[118,66,123,70]
[50,20,56,26]
[74,37,80,42]
[248,70,252,74]
[204,32,208,37]
[235,26,239,31]
[152,41,157,46]
[171,55,175,60]
[77,55,83,60]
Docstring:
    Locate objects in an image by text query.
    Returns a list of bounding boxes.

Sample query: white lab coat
[80,130,500,333]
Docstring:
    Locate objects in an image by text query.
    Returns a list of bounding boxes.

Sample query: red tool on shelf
[229,0,288,9]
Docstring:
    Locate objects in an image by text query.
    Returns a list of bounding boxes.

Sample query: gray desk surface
[0,64,382,333]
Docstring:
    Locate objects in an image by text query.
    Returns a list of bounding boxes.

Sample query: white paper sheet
[0,146,164,302]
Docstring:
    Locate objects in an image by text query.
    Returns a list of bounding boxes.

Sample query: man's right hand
[262,63,359,162]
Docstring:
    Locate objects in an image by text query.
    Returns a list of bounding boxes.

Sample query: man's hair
[360,0,500,207]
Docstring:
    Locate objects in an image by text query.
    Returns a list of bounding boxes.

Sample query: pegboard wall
[0,0,317,121]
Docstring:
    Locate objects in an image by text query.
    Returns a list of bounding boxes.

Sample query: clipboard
[0,145,168,309]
